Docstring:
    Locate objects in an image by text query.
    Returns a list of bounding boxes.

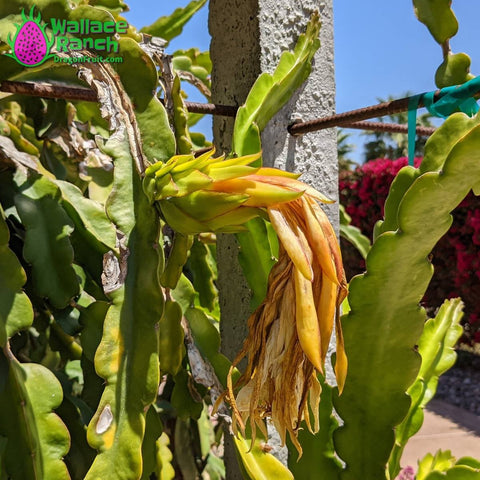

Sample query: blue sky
[125,1,480,163]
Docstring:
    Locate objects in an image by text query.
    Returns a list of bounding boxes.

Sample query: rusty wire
[287,93,438,135]
[341,121,436,136]
[183,99,237,117]
[0,79,437,137]
[0,80,237,117]
[0,80,98,102]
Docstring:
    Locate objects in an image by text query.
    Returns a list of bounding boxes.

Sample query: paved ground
[402,398,480,468]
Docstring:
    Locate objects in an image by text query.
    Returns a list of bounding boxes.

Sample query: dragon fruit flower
[6,6,54,67]
[146,149,348,454]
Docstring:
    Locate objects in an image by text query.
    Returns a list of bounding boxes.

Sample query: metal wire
[0,80,237,116]
[341,121,436,136]
[183,100,237,117]
[287,93,437,135]
[0,79,437,137]
[0,80,98,102]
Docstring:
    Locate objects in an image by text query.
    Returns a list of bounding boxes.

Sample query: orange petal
[317,271,337,360]
[302,197,339,285]
[308,197,348,300]
[209,177,303,206]
[293,266,323,372]
[254,167,301,179]
[334,310,348,394]
[268,207,313,281]
[246,174,334,203]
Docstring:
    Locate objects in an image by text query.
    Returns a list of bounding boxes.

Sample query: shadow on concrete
[427,398,480,436]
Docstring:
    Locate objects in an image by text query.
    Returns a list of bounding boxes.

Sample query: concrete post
[209,1,337,477]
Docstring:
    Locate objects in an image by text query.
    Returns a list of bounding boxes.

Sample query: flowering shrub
[340,157,480,345]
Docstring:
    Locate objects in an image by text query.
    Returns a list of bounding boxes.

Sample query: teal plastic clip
[407,76,480,166]
[408,94,422,167]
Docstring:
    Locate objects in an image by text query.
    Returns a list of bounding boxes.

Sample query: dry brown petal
[222,195,348,455]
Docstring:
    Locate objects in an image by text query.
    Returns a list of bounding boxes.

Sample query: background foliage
[340,156,480,346]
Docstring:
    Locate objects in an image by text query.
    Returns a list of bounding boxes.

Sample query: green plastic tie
[407,76,480,166]
[408,94,422,166]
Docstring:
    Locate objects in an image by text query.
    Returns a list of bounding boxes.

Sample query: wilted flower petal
[145,150,348,453]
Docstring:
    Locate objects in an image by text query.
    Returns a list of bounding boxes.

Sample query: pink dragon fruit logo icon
[6,5,54,67]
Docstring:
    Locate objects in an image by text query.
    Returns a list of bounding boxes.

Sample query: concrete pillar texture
[209,1,337,476]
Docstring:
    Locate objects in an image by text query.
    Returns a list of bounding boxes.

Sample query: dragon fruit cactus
[6,6,54,67]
